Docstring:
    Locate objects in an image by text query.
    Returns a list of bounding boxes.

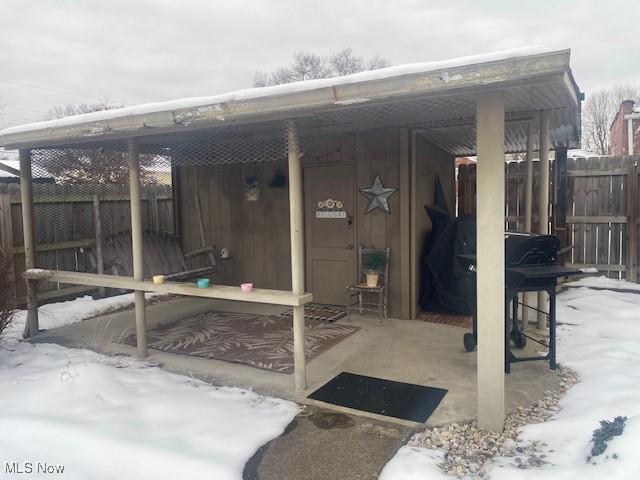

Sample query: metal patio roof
[0,46,582,156]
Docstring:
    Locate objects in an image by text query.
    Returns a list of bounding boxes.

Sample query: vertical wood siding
[178,127,455,318]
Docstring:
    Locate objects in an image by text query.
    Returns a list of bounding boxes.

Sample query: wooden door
[304,164,356,305]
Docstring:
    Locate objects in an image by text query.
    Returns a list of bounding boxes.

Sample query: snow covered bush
[0,249,15,336]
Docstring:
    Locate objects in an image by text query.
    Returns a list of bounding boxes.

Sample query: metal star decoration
[359,175,398,214]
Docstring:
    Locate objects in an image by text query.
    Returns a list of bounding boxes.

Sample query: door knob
[347,244,354,250]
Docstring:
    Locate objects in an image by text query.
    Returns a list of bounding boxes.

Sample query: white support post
[128,138,147,358]
[286,119,306,392]
[522,120,535,329]
[19,149,38,338]
[537,111,551,330]
[476,91,506,431]
[629,118,635,156]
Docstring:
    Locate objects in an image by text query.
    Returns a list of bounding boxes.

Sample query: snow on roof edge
[0,45,558,138]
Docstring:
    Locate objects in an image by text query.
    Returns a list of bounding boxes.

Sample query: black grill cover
[420,215,476,315]
[421,225,561,315]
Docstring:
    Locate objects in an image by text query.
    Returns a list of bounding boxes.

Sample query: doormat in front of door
[308,372,447,423]
[119,311,359,374]
[281,304,346,322]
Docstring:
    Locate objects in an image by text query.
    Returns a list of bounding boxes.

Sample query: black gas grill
[460,233,580,372]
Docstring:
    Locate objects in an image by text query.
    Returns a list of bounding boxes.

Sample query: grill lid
[505,232,559,267]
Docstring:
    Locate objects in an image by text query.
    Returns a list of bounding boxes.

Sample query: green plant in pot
[363,251,387,287]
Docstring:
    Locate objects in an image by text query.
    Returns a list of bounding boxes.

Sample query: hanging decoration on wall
[359,175,398,214]
[269,169,287,188]
[316,198,346,218]
[244,175,259,201]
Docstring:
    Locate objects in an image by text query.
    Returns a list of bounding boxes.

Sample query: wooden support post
[476,91,505,431]
[92,194,105,298]
[0,193,16,308]
[627,160,638,283]
[128,139,147,358]
[148,192,159,233]
[554,148,568,254]
[524,121,535,233]
[19,149,38,338]
[286,119,307,392]
[522,121,535,329]
[537,111,551,329]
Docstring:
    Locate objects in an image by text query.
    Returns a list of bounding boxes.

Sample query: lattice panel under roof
[28,78,580,169]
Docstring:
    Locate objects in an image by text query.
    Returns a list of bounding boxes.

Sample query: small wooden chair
[346,246,390,324]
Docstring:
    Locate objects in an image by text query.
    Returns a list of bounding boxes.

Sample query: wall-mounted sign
[316,198,347,218]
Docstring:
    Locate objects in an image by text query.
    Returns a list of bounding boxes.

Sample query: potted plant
[363,251,387,287]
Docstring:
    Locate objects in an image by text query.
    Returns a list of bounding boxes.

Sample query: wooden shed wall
[177,160,292,291]
[177,126,454,319]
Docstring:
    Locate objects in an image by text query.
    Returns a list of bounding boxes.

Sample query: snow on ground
[4,292,166,339]
[564,274,640,292]
[1,295,298,479]
[381,282,640,480]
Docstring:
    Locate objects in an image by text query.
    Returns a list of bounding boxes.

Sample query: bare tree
[583,89,613,155]
[43,99,124,121]
[582,84,640,155]
[610,84,640,110]
[37,100,157,185]
[330,48,364,76]
[366,55,391,71]
[254,49,391,87]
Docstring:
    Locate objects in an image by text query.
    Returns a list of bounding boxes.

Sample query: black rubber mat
[308,372,447,423]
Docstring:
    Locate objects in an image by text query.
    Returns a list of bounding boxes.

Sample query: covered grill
[461,232,580,372]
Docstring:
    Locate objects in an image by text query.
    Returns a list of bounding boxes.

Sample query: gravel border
[409,366,579,478]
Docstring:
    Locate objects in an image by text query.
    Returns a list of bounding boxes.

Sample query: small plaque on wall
[315,198,346,219]
[316,211,347,219]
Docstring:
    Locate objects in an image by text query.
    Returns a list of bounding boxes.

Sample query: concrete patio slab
[31,296,561,426]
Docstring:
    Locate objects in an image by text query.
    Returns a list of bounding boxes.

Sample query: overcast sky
[0,0,638,128]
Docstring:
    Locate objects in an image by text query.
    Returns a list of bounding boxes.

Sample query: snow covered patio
[27,295,560,426]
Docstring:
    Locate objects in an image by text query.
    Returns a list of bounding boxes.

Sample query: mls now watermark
[4,462,65,475]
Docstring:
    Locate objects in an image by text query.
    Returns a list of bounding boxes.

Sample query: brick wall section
[610,100,640,155]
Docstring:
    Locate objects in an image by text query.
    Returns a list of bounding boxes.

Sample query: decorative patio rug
[418,311,472,329]
[281,304,346,322]
[119,311,359,374]
[308,372,448,423]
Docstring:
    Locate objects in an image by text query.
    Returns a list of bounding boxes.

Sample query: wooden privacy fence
[0,183,173,306]
[457,155,640,282]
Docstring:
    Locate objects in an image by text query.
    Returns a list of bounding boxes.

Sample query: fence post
[554,148,568,256]
[148,191,159,233]
[627,160,638,283]
[0,192,17,308]
[92,194,106,298]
